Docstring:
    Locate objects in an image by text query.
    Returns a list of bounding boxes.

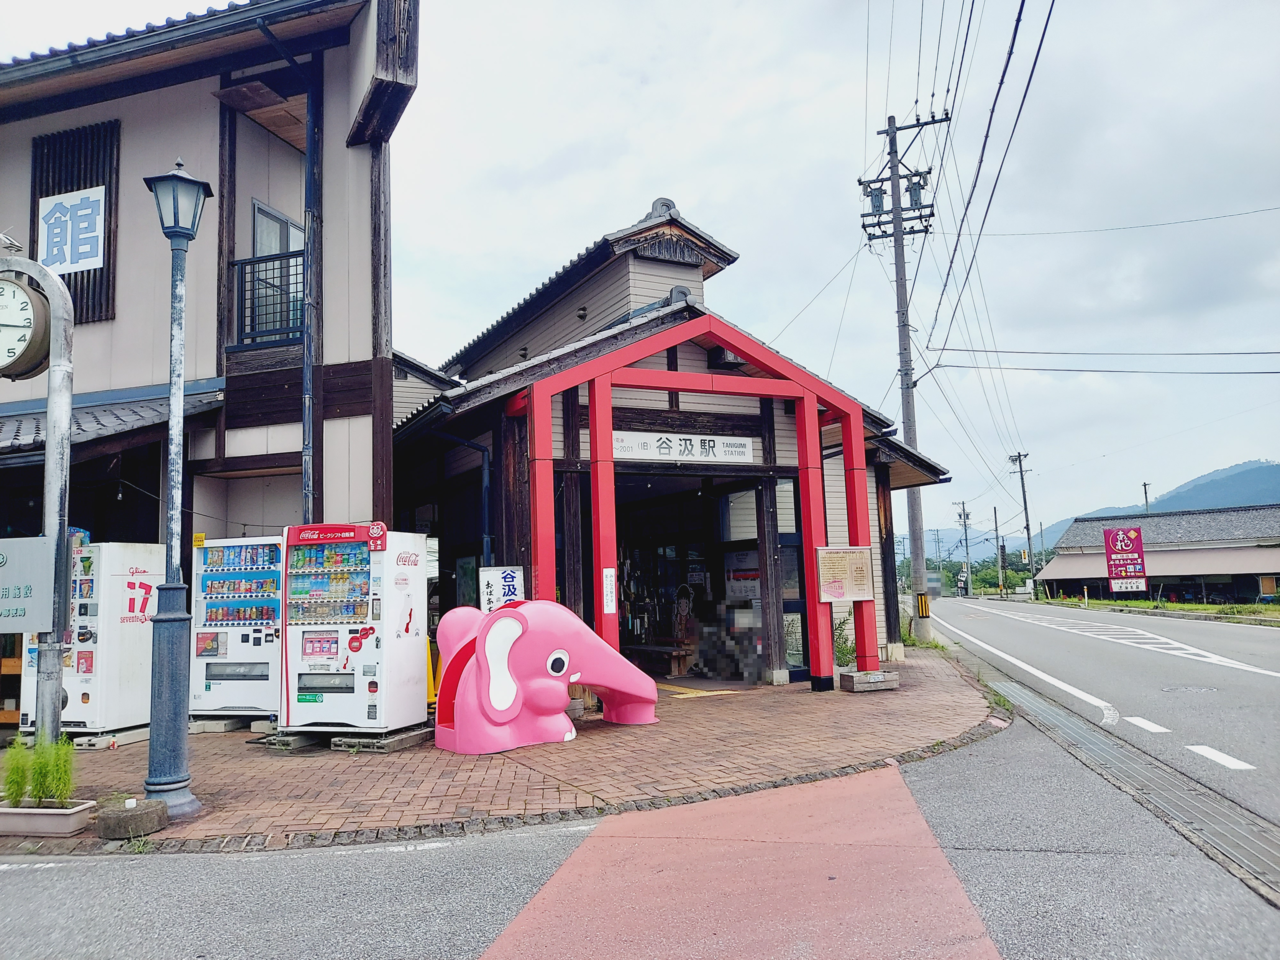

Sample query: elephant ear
[474,608,529,725]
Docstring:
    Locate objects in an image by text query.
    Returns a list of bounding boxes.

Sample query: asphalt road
[903,715,1280,959]
[0,823,592,960]
[931,598,1280,824]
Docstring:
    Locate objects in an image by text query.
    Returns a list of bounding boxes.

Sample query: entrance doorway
[613,474,807,682]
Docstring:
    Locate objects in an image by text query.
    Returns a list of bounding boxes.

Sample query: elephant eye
[546,649,569,677]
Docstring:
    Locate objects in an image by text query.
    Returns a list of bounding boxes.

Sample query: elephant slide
[434,600,658,755]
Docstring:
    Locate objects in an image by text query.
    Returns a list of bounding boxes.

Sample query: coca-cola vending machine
[280,523,430,734]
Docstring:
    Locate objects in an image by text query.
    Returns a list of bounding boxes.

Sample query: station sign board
[478,566,525,613]
[1103,526,1147,593]
[612,431,754,464]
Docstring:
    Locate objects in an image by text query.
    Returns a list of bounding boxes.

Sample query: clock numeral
[6,348,15,358]
[17,334,27,343]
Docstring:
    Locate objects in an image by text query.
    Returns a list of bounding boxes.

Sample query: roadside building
[0,0,421,550]
[394,199,949,689]
[1036,504,1280,602]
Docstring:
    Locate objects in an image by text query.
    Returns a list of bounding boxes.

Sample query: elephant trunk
[577,651,659,726]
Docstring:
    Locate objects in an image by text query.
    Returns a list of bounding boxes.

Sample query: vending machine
[20,542,164,735]
[280,523,430,734]
[188,537,283,717]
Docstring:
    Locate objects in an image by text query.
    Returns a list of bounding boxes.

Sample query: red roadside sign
[1103,526,1147,593]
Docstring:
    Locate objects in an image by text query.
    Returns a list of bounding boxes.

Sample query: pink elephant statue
[434,600,658,755]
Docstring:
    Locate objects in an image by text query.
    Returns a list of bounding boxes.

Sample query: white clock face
[0,279,36,368]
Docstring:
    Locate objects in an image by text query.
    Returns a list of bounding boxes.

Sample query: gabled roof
[1054,504,1280,549]
[392,349,458,392]
[440,198,739,376]
[0,0,364,123]
[396,300,899,444]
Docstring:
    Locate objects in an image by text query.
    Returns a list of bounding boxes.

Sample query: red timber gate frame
[515,313,879,690]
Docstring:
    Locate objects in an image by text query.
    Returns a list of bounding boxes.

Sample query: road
[931,598,1280,824]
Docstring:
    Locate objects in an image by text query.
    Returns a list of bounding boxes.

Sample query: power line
[936,0,1055,354]
[936,347,1280,357]
[767,245,866,344]
[938,203,1280,237]
[939,364,1280,375]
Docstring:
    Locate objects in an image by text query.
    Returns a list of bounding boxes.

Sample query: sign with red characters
[1103,526,1147,593]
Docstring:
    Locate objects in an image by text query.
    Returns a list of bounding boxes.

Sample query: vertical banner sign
[38,186,106,275]
[1103,527,1147,593]
[601,568,617,615]
[478,566,525,613]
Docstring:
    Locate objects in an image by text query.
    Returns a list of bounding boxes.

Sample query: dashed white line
[933,614,1119,725]
[1186,745,1256,770]
[1123,716,1171,733]
[956,602,1280,679]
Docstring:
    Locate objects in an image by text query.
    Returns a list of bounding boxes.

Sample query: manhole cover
[1162,685,1217,693]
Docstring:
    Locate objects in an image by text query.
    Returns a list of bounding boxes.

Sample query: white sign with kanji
[38,185,106,275]
[478,566,525,613]
[612,431,755,464]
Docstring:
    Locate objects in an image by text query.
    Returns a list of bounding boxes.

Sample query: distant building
[1036,504,1280,602]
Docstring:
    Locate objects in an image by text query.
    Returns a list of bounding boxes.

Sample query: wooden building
[395,200,949,689]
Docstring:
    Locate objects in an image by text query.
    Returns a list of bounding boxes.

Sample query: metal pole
[956,501,972,597]
[886,116,930,641]
[1143,482,1150,514]
[143,239,201,817]
[994,506,1005,596]
[3,258,77,745]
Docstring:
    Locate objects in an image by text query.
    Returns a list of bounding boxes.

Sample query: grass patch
[1040,597,1279,620]
[124,836,157,855]
[987,689,1015,714]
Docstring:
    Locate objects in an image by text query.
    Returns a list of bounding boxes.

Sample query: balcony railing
[233,251,304,347]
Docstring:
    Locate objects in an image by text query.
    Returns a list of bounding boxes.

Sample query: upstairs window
[233,202,305,347]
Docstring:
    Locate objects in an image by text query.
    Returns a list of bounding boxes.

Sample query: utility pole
[861,110,948,638]
[1142,482,1151,513]
[931,529,943,595]
[1009,453,1037,582]
[955,501,972,597]
[994,506,1005,596]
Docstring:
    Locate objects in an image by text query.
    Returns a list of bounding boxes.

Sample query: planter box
[0,799,97,837]
[840,670,900,693]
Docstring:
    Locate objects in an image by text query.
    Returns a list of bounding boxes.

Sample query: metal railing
[234,250,304,346]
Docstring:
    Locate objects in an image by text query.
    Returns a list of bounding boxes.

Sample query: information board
[478,566,525,613]
[0,537,55,633]
[816,547,874,603]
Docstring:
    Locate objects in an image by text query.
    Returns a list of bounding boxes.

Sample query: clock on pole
[0,274,51,380]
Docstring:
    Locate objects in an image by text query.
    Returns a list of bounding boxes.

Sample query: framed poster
[816,547,874,603]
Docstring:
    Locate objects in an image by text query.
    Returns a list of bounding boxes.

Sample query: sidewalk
[0,648,996,855]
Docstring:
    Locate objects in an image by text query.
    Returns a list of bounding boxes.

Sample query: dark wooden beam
[189,451,303,478]
[666,345,680,410]
[216,87,237,376]
[875,463,901,647]
[610,407,761,437]
[757,478,785,675]
[552,458,799,479]
[346,0,419,145]
[372,356,393,524]
[561,389,583,618]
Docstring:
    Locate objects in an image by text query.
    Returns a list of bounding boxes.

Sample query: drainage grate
[991,680,1280,907]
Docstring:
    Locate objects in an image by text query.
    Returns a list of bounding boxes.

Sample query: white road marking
[1186,745,1255,770]
[1123,716,1171,733]
[933,614,1119,725]
[956,602,1280,679]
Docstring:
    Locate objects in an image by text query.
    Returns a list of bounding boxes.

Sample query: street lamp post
[142,159,213,817]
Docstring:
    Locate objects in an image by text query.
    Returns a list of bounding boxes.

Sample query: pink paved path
[482,767,1001,960]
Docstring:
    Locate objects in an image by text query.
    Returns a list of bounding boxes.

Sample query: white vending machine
[280,523,429,735]
[20,541,164,735]
[189,537,283,717]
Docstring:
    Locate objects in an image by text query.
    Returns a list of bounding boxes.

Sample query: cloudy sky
[7,2,1280,544]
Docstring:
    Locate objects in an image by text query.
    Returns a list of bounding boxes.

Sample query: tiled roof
[3,1,251,70]
[0,393,222,456]
[1055,504,1280,549]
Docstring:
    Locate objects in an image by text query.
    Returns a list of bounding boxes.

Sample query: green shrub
[50,736,75,807]
[28,736,54,803]
[3,738,28,808]
[833,613,856,668]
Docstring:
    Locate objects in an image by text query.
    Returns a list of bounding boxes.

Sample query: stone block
[96,799,169,839]
[840,670,901,693]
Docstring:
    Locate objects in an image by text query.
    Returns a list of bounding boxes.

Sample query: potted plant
[0,735,97,837]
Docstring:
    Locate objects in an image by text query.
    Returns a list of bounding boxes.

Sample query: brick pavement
[0,649,993,854]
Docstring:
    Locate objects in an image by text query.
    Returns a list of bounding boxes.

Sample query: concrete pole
[143,239,201,818]
[2,258,77,745]
[887,116,930,641]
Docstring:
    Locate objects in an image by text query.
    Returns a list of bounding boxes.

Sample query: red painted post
[528,383,557,601]
[841,412,880,672]
[588,375,620,648]
[796,390,834,690]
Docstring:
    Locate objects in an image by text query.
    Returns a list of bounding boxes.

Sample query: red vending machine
[280,523,430,734]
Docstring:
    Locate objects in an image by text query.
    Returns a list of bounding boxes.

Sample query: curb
[1033,599,1280,628]
[4,662,1012,858]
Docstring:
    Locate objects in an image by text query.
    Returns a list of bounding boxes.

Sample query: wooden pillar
[562,388,584,619]
[796,390,833,689]
[500,411,531,589]
[528,384,557,600]
[841,413,880,672]
[370,139,394,525]
[588,375,619,648]
[756,398,785,676]
[875,461,901,649]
